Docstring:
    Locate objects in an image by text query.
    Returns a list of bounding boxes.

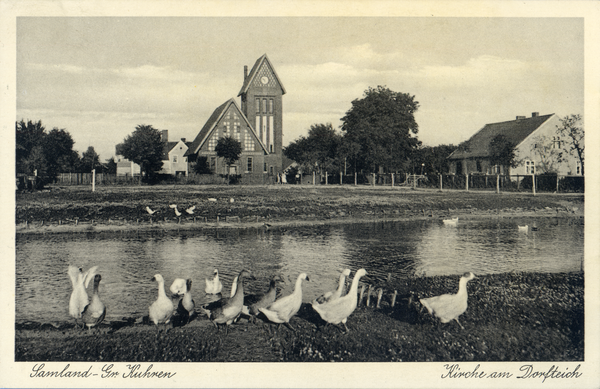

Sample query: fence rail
[52,172,584,193]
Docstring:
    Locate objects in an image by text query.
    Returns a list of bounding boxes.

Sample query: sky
[16,16,584,162]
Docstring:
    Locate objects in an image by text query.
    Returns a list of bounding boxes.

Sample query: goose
[201,269,253,334]
[258,273,309,332]
[170,278,195,325]
[518,225,528,232]
[443,217,459,226]
[208,198,217,202]
[149,274,174,333]
[185,205,196,215]
[81,274,106,330]
[146,206,157,215]
[314,269,351,304]
[419,272,476,329]
[68,265,98,322]
[244,275,283,323]
[311,268,367,334]
[205,269,223,294]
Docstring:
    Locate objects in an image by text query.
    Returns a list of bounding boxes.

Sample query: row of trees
[284,86,456,177]
[16,120,117,186]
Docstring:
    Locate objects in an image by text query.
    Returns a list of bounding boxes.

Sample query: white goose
[81,274,106,330]
[170,278,195,325]
[68,265,98,322]
[419,272,476,329]
[518,225,529,232]
[314,269,351,304]
[259,273,309,331]
[311,268,367,333]
[149,274,174,333]
[202,269,253,334]
[146,206,157,215]
[205,269,223,294]
[443,217,459,226]
[185,205,196,215]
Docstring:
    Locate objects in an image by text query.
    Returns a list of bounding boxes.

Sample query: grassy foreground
[15,185,584,362]
[15,272,583,362]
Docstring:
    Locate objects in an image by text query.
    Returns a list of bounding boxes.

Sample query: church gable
[238,54,286,96]
[187,99,267,156]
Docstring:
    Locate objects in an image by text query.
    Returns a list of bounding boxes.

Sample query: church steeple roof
[238,54,286,96]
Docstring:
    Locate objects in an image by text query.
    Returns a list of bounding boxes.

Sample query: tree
[341,86,420,173]
[488,135,518,171]
[16,120,77,186]
[215,136,242,184]
[115,124,164,184]
[556,114,584,175]
[529,134,562,174]
[284,123,342,179]
[410,144,458,174]
[81,146,101,172]
[192,156,212,175]
[104,157,117,175]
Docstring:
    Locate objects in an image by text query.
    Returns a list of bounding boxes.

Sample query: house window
[244,130,254,151]
[270,144,273,153]
[256,99,260,113]
[525,160,535,174]
[269,99,273,114]
[247,157,253,173]
[270,166,274,175]
[210,157,216,172]
[264,163,267,173]
[223,121,231,137]
[235,124,241,140]
[172,155,178,163]
[552,136,562,149]
[576,161,581,175]
[263,99,267,113]
[476,160,482,172]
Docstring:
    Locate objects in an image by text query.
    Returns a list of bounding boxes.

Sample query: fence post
[372,173,375,187]
[413,174,416,190]
[391,173,394,187]
[313,171,316,186]
[532,174,536,196]
[496,174,500,194]
[466,173,469,191]
[439,174,443,191]
[340,172,343,185]
[92,169,96,192]
[325,171,328,185]
[354,172,357,186]
[556,175,560,193]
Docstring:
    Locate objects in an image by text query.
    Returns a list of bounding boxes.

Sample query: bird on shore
[201,269,254,334]
[312,268,367,334]
[443,217,459,226]
[245,275,283,323]
[68,265,98,324]
[146,206,157,215]
[149,274,174,334]
[205,269,223,294]
[518,225,528,232]
[314,269,351,304]
[259,273,309,332]
[170,278,195,325]
[169,204,182,217]
[185,205,196,215]
[419,272,476,329]
[81,274,106,331]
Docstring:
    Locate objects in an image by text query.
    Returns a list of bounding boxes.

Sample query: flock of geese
[68,264,478,336]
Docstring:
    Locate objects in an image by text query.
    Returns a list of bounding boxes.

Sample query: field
[14,184,585,362]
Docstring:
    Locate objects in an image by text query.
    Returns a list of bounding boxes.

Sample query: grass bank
[15,272,583,362]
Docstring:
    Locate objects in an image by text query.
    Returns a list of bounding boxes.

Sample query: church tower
[238,54,286,176]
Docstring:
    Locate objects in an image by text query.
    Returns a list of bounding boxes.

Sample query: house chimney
[532,112,539,117]
[161,130,168,142]
[181,138,186,142]
[516,116,526,120]
[244,65,248,81]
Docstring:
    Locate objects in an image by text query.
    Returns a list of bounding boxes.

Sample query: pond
[15,217,584,325]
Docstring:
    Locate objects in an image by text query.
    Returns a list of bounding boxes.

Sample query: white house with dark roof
[448,112,582,176]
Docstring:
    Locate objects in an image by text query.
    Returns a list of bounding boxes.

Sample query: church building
[186,54,286,180]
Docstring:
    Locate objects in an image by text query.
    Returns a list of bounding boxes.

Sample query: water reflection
[15,217,583,324]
